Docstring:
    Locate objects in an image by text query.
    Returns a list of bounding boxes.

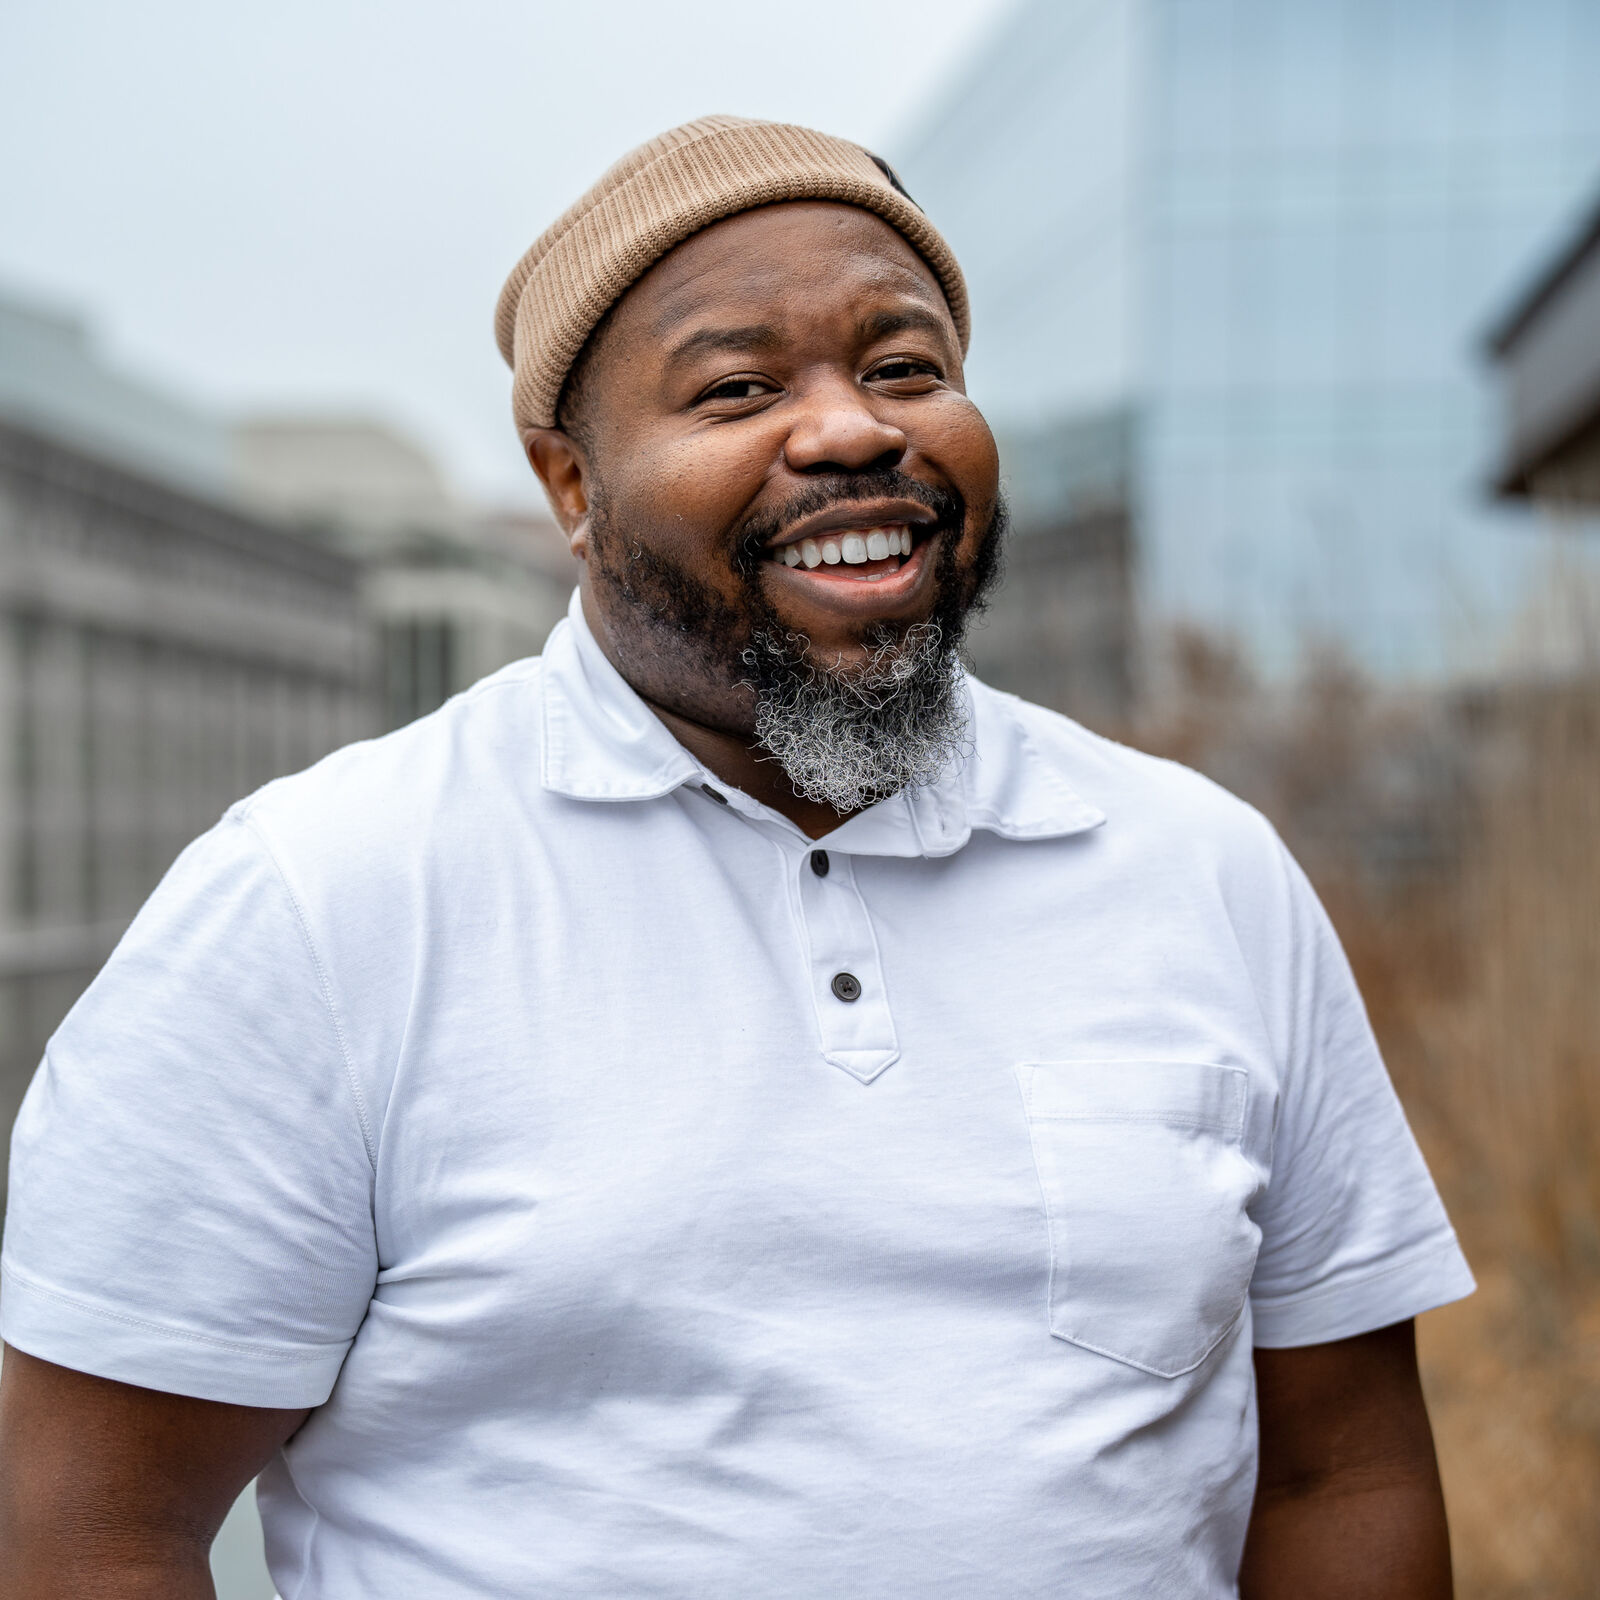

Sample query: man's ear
[523,428,591,559]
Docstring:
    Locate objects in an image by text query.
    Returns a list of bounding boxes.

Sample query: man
[0,117,1471,1597]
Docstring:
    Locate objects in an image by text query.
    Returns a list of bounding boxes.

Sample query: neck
[578,583,860,840]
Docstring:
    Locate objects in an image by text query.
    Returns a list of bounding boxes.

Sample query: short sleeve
[1,809,378,1407]
[1246,839,1475,1347]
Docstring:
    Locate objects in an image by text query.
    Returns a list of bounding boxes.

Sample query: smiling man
[0,118,1473,1598]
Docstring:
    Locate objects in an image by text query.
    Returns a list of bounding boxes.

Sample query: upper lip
[763,498,939,551]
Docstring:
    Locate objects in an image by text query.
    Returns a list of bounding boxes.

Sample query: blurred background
[2,1,1597,1593]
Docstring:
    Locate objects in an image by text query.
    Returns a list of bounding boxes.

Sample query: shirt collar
[539,589,703,802]
[539,588,1105,856]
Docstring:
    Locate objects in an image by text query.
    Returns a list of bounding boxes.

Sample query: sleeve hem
[1250,1236,1476,1348]
[0,1262,349,1408]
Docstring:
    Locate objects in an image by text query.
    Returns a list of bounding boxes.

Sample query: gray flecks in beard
[740,620,970,814]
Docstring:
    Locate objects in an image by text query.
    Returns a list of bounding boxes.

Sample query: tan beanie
[494,115,970,433]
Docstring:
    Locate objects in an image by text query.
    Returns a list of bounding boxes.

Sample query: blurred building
[0,293,232,494]
[231,417,577,729]
[0,292,575,1192]
[899,0,1600,692]
[971,409,1135,725]
[0,413,371,1178]
[1488,187,1600,507]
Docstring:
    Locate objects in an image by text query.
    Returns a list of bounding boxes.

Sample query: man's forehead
[628,202,949,343]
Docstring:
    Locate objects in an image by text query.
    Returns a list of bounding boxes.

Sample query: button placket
[795,847,899,1084]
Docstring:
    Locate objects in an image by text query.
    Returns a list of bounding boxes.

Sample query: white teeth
[776,526,915,570]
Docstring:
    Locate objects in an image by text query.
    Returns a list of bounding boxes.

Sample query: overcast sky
[0,0,1013,506]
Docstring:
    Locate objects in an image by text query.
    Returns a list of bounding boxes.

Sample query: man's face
[529,201,1004,804]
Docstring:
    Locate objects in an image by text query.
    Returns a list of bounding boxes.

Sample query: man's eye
[701,378,770,402]
[872,360,938,382]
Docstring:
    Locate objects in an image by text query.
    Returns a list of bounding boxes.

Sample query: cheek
[603,427,776,556]
[915,397,1000,535]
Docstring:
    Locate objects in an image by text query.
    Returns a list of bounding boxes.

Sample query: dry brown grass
[1133,638,1600,1596]
[1352,687,1600,1600]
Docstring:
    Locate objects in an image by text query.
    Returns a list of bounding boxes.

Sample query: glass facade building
[898,0,1600,681]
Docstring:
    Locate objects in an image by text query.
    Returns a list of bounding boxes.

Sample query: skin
[0,1346,306,1597]
[0,203,1455,1596]
[1243,1323,1453,1596]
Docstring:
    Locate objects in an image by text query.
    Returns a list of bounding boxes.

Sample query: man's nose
[782,375,908,474]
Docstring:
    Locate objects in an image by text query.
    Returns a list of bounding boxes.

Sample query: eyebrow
[664,323,786,366]
[858,306,950,344]
[662,302,953,369]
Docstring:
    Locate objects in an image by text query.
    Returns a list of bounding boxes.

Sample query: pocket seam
[1020,1060,1248,1142]
[1049,1301,1248,1379]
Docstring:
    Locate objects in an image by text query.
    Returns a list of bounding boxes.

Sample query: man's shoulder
[971,679,1282,870]
[235,654,551,874]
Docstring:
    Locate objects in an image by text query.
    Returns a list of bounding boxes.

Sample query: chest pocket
[1018,1060,1262,1379]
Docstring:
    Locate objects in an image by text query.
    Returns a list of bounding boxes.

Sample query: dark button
[700,783,729,805]
[810,849,830,878]
[830,971,862,1003]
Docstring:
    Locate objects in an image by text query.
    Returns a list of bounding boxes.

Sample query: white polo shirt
[3,591,1472,1598]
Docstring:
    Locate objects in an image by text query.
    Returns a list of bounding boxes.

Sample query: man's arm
[0,1344,309,1599]
[1241,1319,1453,1598]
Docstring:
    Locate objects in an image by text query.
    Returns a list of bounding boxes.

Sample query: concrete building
[0,294,576,1194]
[0,291,231,494]
[897,0,1600,689]
[232,416,578,730]
[0,414,372,1180]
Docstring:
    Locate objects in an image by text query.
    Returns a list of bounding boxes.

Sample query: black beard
[585,470,1008,807]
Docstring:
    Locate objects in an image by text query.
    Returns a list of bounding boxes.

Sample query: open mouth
[766,525,921,583]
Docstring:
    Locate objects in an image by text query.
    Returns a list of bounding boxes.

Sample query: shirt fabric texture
[2,589,1474,1598]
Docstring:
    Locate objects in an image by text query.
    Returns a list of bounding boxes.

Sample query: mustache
[732,469,966,577]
